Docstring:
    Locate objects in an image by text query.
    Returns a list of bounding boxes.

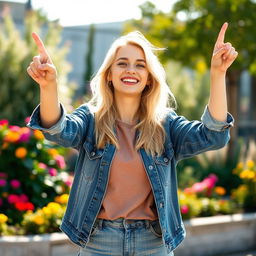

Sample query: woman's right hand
[27,32,57,88]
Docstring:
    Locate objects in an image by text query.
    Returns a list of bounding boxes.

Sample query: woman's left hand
[211,22,238,73]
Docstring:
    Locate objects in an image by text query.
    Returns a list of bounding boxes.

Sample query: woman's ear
[147,74,152,85]
[107,70,112,81]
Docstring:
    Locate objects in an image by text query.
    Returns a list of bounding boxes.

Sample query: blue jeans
[78,218,174,256]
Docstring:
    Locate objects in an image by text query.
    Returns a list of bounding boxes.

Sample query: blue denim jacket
[27,103,234,253]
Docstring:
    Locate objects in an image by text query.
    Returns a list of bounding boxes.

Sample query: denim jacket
[27,103,234,253]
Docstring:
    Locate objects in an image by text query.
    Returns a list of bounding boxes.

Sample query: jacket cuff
[201,106,234,132]
[27,103,66,135]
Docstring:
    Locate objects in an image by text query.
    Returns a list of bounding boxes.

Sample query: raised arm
[209,22,238,122]
[27,32,60,128]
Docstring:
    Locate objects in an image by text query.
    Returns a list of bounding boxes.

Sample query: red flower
[14,202,34,211]
[0,120,8,126]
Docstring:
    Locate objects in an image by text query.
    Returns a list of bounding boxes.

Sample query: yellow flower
[215,186,226,196]
[237,162,243,169]
[247,171,255,179]
[42,206,51,216]
[247,160,255,169]
[47,202,61,214]
[33,215,44,225]
[0,213,8,224]
[240,170,255,179]
[55,194,69,204]
[34,130,44,140]
[47,148,59,157]
[15,147,27,158]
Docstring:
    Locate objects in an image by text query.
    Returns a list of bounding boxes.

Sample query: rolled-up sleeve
[27,103,66,135]
[201,106,234,132]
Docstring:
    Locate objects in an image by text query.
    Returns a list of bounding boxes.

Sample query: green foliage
[0,12,74,125]
[177,142,242,194]
[165,60,209,120]
[84,24,95,86]
[124,0,256,73]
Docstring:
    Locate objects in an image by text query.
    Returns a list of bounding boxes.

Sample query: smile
[121,77,139,85]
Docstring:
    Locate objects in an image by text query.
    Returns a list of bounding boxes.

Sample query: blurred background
[0,1,256,255]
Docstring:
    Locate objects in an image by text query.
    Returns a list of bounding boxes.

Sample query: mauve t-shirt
[97,119,158,220]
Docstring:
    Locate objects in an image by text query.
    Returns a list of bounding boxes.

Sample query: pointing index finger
[216,22,228,46]
[32,32,52,64]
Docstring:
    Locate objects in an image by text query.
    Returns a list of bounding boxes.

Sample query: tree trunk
[226,70,240,160]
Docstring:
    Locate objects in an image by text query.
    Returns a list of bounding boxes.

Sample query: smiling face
[108,44,150,97]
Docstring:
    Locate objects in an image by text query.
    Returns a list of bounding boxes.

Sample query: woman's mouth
[121,77,139,85]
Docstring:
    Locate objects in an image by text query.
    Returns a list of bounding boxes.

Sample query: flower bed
[0,119,73,235]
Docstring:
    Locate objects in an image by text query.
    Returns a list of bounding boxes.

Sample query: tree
[124,0,256,158]
[83,24,95,92]
[0,11,73,125]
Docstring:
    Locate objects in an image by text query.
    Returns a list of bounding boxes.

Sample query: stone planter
[175,212,256,256]
[0,232,78,256]
[0,213,256,256]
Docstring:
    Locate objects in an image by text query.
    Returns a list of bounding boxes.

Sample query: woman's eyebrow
[116,57,146,62]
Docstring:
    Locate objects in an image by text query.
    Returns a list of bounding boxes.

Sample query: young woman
[27,22,237,256]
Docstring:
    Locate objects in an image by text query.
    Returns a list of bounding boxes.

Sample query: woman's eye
[137,64,145,68]
[117,62,127,66]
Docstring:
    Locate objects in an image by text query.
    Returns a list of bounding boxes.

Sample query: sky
[8,0,176,26]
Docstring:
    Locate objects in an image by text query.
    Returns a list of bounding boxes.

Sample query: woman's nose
[126,66,136,74]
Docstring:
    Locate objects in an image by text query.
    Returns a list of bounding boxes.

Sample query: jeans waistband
[95,218,158,230]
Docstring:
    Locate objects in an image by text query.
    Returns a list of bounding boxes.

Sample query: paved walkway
[220,251,256,256]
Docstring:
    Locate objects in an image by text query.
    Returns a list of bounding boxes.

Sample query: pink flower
[8,194,19,204]
[18,128,31,143]
[10,179,21,189]
[64,176,74,187]
[55,155,66,169]
[202,174,218,190]
[0,172,7,178]
[0,119,8,126]
[192,182,206,193]
[38,162,47,169]
[24,116,31,124]
[9,125,20,132]
[181,205,189,214]
[48,168,57,176]
[19,194,28,202]
[0,179,7,187]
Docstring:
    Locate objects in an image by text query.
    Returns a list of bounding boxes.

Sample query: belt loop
[97,218,103,230]
[123,218,126,228]
[145,220,150,229]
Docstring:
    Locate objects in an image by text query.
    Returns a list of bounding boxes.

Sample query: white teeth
[122,78,138,83]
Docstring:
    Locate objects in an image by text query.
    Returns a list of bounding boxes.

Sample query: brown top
[97,119,158,220]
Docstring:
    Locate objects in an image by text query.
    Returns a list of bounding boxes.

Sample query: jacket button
[148,165,153,170]
[163,157,168,163]
[91,152,95,156]
[159,202,164,208]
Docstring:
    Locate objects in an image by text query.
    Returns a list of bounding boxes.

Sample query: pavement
[219,251,256,256]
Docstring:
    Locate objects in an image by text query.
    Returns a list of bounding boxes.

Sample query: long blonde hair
[88,31,176,156]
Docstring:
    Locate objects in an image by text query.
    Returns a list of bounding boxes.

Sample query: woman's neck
[114,94,141,124]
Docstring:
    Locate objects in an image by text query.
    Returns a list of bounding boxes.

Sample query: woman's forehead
[115,44,145,60]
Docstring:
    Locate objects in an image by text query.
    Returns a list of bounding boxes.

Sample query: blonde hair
[88,31,176,156]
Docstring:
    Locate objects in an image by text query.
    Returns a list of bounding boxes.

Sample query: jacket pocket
[154,147,174,186]
[81,141,104,181]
